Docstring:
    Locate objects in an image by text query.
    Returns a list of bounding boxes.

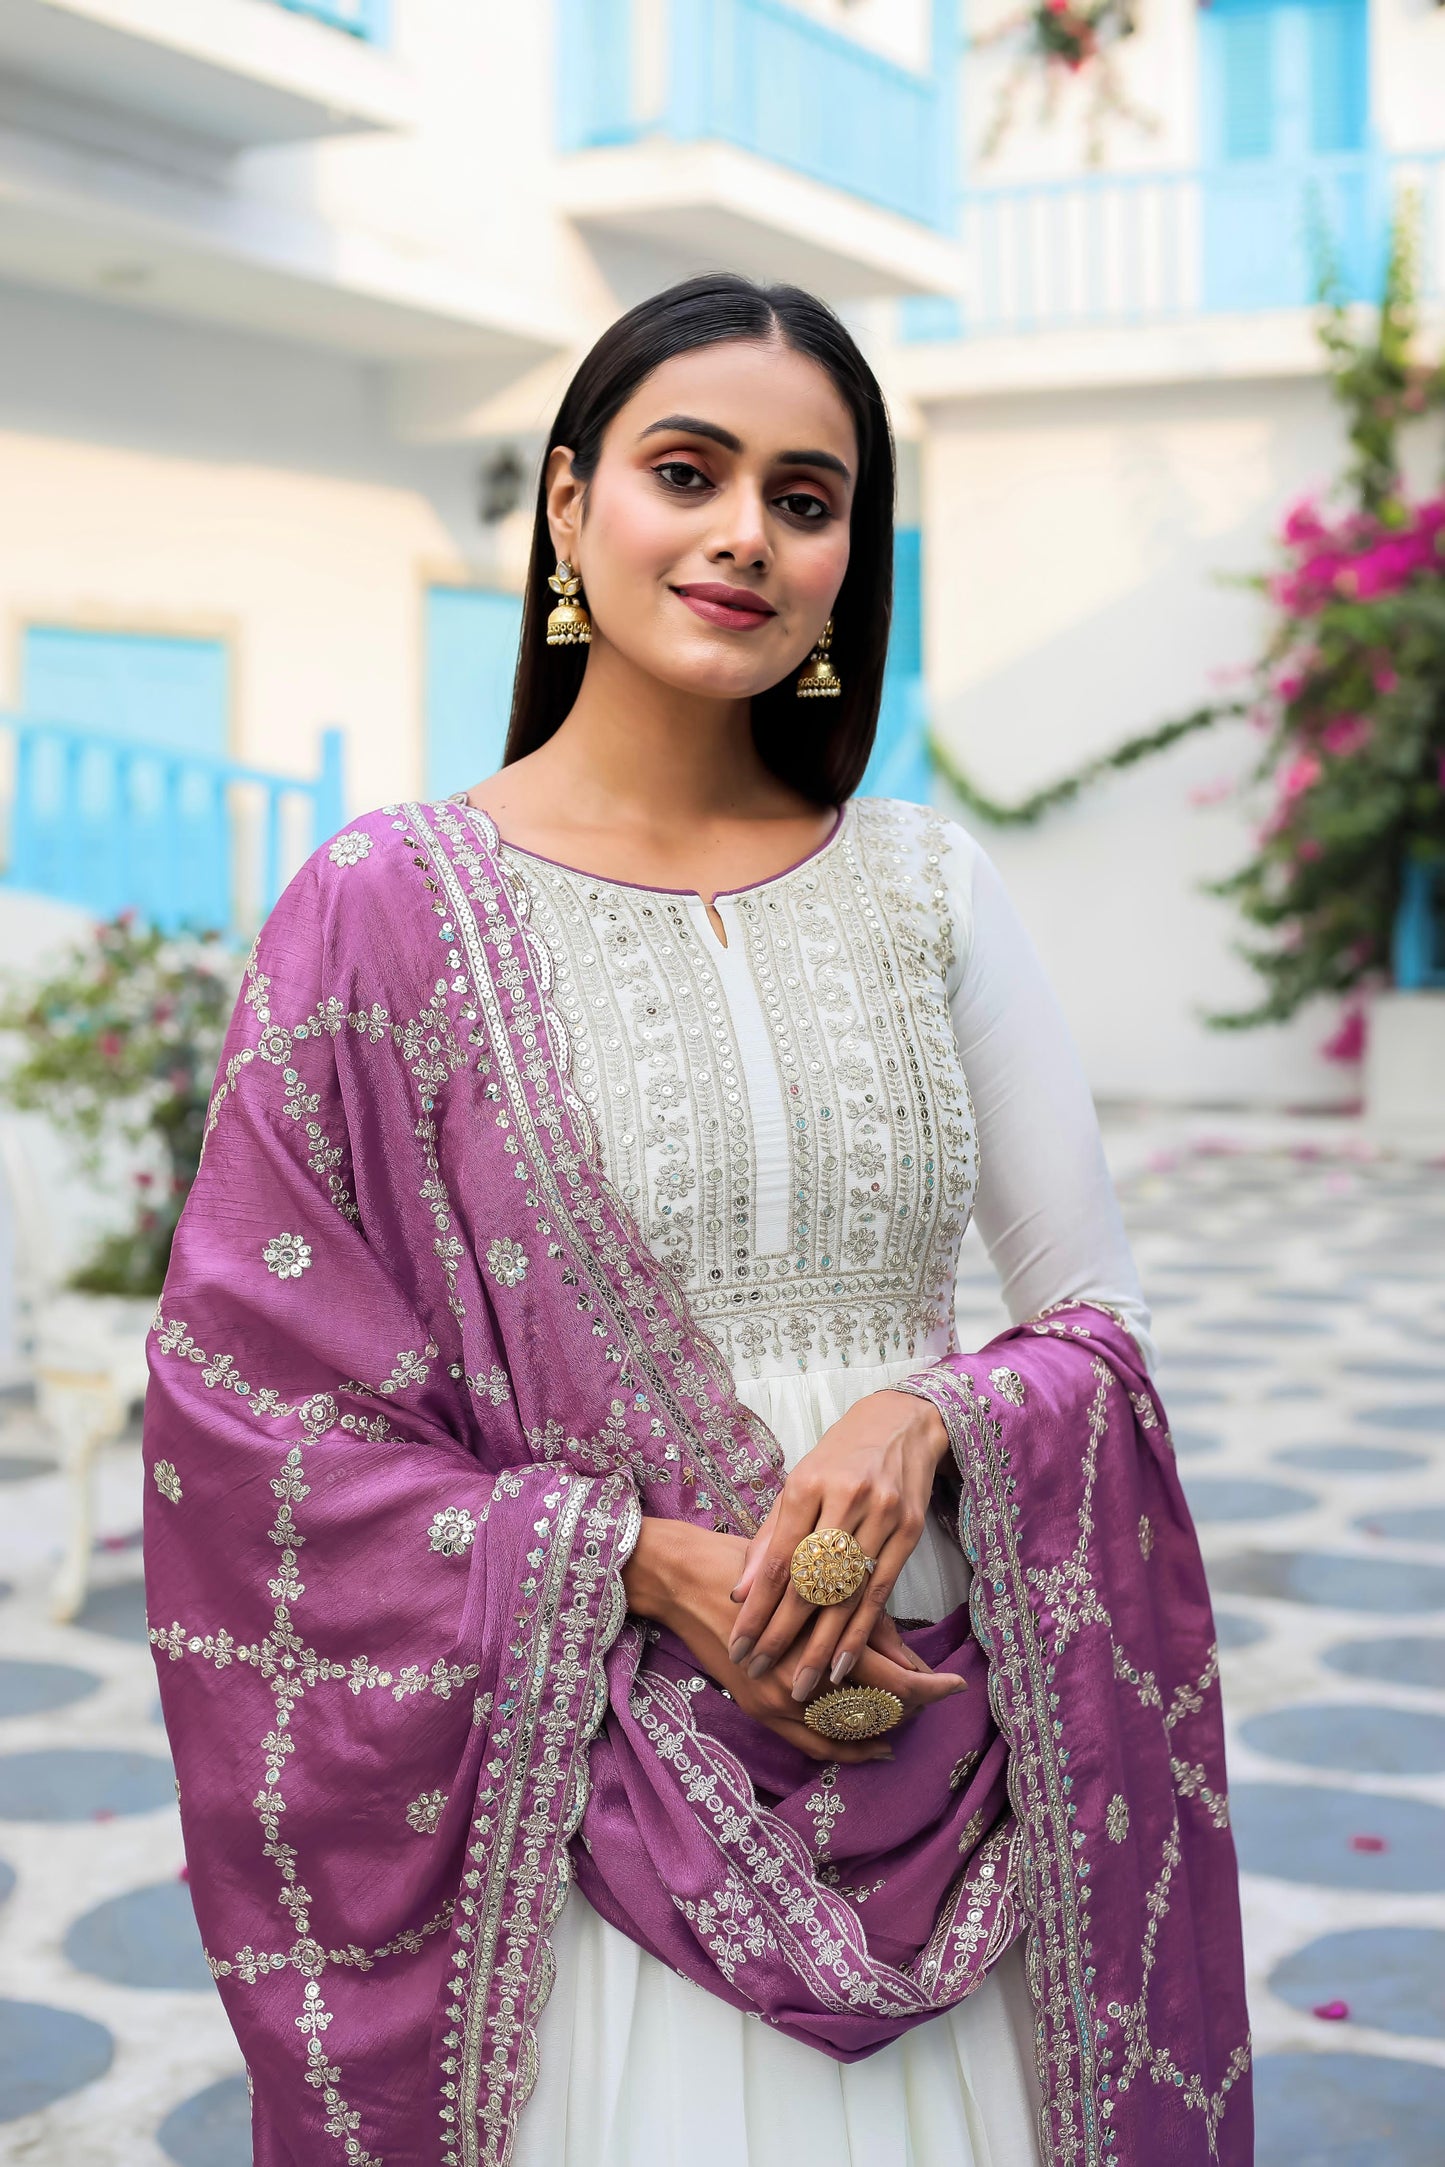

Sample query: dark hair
[503,272,895,806]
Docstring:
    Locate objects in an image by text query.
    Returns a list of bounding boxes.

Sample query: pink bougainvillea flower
[1321,1006,1366,1063]
[1371,662,1399,694]
[98,1031,123,1059]
[1281,497,1326,546]
[1320,714,1372,756]
[1279,754,1322,800]
[1312,2001,1350,2022]
[1295,838,1324,864]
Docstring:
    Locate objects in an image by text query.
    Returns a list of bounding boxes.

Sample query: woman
[145,275,1250,2167]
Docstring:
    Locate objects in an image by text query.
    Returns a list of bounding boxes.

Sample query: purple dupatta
[144,798,1251,2166]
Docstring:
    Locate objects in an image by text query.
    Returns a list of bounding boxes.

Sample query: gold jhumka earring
[545,560,591,646]
[796,617,840,698]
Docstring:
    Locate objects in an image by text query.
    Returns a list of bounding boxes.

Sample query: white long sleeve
[941,823,1156,1372]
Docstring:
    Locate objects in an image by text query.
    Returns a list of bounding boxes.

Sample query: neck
[530,635,788,828]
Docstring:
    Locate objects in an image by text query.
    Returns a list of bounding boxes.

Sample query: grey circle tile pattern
[157,2073,251,2167]
[0,1999,113,2123]
[0,1455,58,1483]
[1230,1784,1445,1891]
[1239,1704,1445,1776]
[1321,1636,1445,1691]
[1170,1429,1223,1457]
[1181,1476,1317,1523]
[1353,1505,1445,1545]
[1255,2051,1445,2167]
[0,1659,103,1719]
[72,1579,148,1644]
[1269,1927,1445,2042]
[1275,1443,1428,1474]
[1354,1404,1445,1435]
[1207,1550,1445,1613]
[64,1880,213,1993]
[1214,1610,1268,1652]
[0,1749,176,1822]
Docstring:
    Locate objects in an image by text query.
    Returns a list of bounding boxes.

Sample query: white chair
[0,1117,151,1621]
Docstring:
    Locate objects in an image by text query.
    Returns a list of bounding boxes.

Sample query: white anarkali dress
[503,798,1153,2167]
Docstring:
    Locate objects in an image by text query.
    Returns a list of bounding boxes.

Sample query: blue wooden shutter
[1216,9,1277,161]
[425,587,523,800]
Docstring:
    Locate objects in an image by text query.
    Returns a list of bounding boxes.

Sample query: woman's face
[547,336,858,703]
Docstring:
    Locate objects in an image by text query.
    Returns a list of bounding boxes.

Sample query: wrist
[882,1389,951,1467]
[621,1516,689,1624]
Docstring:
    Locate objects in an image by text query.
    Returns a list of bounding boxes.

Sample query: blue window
[23,627,229,755]
[862,529,931,804]
[425,587,524,801]
[1200,0,1376,312]
[269,0,390,41]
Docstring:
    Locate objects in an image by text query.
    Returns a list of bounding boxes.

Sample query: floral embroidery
[405,1789,447,1835]
[262,1232,313,1281]
[485,1236,528,1289]
[1106,1794,1130,1843]
[1138,1513,1155,1560]
[989,1366,1025,1406]
[152,1460,183,1503]
[508,800,978,1377]
[427,1506,477,1558]
[328,831,373,868]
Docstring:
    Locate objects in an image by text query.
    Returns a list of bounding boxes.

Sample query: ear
[544,445,585,566]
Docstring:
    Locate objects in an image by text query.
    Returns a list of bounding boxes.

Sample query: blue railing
[0,718,345,938]
[557,0,958,231]
[1393,856,1445,991]
[266,0,390,42]
[901,149,1445,341]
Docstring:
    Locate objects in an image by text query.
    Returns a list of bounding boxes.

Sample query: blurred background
[0,0,1442,2161]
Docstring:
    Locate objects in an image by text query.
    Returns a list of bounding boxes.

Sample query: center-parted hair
[503,272,896,807]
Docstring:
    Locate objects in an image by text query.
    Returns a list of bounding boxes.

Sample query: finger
[726,1483,826,1663]
[824,1518,928,1684]
[729,1497,780,1604]
[867,1613,932,1674]
[787,1506,901,1700]
[850,1641,967,1712]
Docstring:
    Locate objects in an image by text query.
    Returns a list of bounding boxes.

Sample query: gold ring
[790,1527,874,1607]
[803,1686,904,1743]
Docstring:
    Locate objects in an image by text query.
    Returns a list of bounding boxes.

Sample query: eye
[776,490,831,523]
[653,460,711,493]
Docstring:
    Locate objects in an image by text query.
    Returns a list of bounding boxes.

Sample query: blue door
[16,627,232,926]
[862,528,931,804]
[425,587,524,801]
[1200,0,1376,312]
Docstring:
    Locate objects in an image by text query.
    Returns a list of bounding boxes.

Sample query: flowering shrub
[1208,219,1445,1030]
[0,915,240,1295]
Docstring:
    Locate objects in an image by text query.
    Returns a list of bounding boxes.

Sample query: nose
[706,481,771,574]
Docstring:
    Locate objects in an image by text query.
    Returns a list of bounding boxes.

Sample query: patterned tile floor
[1,1118,1443,2164]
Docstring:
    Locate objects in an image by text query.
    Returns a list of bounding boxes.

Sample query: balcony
[893,151,1445,390]
[555,0,965,301]
[0,0,413,149]
[0,714,345,937]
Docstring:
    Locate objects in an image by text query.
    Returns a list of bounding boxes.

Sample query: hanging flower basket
[976,0,1156,163]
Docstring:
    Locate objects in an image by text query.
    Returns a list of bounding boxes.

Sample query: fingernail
[791,1668,820,1703]
[729,1586,744,1603]
[746,1653,774,1680]
[830,1650,855,1684]
[729,1636,754,1664]
[905,1649,929,1672]
[947,1676,969,1693]
[869,1747,895,1762]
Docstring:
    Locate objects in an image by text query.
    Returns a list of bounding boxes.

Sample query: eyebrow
[637,413,852,482]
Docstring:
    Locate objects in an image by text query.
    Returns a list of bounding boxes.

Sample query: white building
[0,0,1442,1113]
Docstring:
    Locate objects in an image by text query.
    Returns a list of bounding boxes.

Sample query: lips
[672,583,777,631]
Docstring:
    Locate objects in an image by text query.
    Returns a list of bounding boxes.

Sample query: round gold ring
[789,1527,874,1607]
[803,1686,904,1743]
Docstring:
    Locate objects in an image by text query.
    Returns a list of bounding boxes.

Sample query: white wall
[922,376,1444,1107]
[0,284,521,815]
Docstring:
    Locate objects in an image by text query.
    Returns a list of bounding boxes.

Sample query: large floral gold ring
[803,1686,904,1743]
[790,1527,874,1607]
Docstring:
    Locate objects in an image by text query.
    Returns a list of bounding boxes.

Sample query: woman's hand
[623,1518,964,1764]
[725,1390,951,1703]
